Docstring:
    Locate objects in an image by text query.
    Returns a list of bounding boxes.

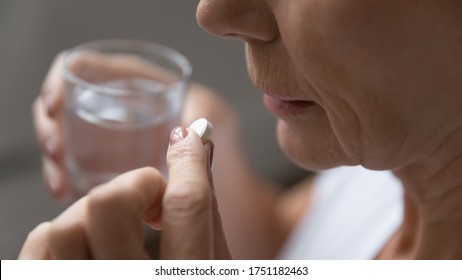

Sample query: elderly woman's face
[197,0,462,170]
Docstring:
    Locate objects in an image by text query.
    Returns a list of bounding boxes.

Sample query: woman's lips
[263,94,315,116]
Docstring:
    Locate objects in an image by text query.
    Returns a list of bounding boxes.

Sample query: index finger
[161,127,213,259]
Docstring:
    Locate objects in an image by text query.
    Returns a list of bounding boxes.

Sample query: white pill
[189,118,213,142]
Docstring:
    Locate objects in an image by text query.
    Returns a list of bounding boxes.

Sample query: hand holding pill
[21,116,231,260]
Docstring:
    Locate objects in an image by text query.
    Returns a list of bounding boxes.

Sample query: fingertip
[168,125,205,148]
[167,127,207,170]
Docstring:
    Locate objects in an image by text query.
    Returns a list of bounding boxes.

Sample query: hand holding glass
[63,39,191,196]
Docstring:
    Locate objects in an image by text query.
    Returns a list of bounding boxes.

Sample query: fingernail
[169,127,188,145]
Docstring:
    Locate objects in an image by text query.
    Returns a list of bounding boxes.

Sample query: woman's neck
[392,127,462,259]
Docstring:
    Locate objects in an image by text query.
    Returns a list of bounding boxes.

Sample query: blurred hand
[33,52,238,199]
[20,126,231,259]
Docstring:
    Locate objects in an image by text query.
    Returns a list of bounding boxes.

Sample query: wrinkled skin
[198,0,462,171]
[197,0,462,258]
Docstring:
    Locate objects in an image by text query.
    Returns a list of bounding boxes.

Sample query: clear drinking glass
[63,39,191,196]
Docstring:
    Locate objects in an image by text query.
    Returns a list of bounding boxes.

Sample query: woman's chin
[276,119,349,172]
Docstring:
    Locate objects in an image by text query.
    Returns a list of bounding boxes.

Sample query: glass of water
[63,39,191,196]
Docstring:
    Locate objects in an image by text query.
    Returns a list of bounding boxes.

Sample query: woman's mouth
[263,94,315,116]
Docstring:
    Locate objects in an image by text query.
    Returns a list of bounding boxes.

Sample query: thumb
[160,126,213,259]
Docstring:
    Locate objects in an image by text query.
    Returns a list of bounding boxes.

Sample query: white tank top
[279,166,404,259]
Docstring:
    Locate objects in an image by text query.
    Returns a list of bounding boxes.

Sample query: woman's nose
[196,0,278,42]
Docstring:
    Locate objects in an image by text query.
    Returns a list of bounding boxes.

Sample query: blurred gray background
[0,0,305,259]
